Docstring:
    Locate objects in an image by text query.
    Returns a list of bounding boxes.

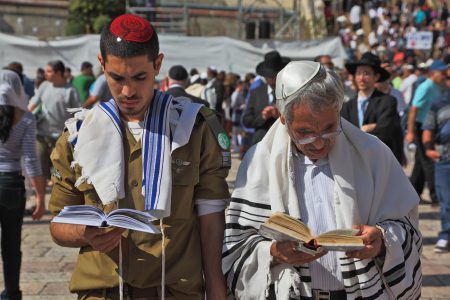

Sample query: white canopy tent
[0,32,347,79]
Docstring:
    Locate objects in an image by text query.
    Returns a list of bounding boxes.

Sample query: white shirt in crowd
[349,5,361,25]
[399,73,418,105]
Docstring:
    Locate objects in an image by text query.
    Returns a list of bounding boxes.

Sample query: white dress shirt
[292,149,345,291]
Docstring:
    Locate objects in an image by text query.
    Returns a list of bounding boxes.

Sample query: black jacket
[341,89,404,163]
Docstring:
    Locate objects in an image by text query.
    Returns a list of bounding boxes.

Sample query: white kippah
[275,61,321,105]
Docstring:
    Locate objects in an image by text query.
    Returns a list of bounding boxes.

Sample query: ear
[97,53,105,72]
[280,115,286,125]
[153,53,164,76]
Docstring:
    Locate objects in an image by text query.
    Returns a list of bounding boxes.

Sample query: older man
[223,61,422,299]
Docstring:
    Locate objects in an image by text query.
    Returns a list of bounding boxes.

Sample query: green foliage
[93,15,111,33]
[66,0,125,35]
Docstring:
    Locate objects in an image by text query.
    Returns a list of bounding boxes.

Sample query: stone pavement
[0,154,448,299]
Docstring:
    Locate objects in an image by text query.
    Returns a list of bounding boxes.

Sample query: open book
[51,205,160,234]
[259,212,364,255]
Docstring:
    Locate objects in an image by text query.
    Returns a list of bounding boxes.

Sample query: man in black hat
[242,50,290,145]
[166,64,209,107]
[341,52,404,163]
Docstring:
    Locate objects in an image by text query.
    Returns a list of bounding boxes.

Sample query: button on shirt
[292,149,345,291]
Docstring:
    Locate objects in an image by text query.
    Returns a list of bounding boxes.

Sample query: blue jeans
[0,172,26,300]
[435,162,450,241]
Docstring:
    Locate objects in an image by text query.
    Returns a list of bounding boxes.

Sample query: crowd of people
[0,2,448,300]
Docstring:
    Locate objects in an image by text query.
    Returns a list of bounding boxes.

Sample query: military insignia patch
[52,168,62,181]
[218,133,230,150]
[222,151,231,167]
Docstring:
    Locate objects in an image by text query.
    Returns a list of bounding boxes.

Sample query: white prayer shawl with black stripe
[65,91,202,218]
[223,118,422,300]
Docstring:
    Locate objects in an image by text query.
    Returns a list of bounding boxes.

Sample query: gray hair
[277,66,344,123]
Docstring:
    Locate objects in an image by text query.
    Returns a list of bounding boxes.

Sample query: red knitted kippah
[110,14,153,43]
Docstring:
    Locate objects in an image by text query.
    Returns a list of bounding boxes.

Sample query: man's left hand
[361,123,376,132]
[345,225,385,259]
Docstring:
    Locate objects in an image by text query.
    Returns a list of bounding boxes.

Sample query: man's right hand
[425,149,441,162]
[405,132,414,144]
[82,226,126,252]
[270,241,326,265]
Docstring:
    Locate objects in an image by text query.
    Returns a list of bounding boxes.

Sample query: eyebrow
[107,71,148,80]
[296,122,337,133]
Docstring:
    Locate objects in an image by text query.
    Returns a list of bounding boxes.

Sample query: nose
[121,82,135,98]
[311,136,325,149]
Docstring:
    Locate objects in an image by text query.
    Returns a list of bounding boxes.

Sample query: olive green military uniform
[49,107,230,300]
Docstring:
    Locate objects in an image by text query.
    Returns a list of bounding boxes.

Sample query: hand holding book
[259,212,364,256]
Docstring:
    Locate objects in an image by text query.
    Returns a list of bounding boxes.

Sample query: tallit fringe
[74,175,90,187]
[160,218,166,300]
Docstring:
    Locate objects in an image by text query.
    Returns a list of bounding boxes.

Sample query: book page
[267,212,313,241]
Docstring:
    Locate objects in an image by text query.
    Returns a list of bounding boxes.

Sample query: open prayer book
[51,205,160,234]
[259,212,364,255]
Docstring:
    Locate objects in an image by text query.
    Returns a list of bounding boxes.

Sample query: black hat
[168,65,188,81]
[345,52,390,82]
[256,51,291,78]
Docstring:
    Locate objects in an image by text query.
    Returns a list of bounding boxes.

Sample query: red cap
[110,14,153,43]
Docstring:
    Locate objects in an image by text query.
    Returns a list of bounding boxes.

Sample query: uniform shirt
[293,150,345,291]
[49,108,230,299]
[412,79,442,124]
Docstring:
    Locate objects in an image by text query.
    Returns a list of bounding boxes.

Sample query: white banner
[406,31,433,50]
[0,33,348,78]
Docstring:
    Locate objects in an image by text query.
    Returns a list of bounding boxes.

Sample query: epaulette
[198,107,231,168]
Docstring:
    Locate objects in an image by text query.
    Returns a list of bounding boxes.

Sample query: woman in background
[0,69,45,300]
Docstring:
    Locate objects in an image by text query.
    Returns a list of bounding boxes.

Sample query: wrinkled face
[281,103,340,160]
[100,53,164,122]
[355,65,379,92]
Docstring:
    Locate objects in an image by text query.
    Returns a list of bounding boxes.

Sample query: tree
[66,0,125,35]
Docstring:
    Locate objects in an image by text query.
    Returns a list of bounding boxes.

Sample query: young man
[242,51,290,145]
[28,60,80,179]
[422,68,450,253]
[72,61,95,105]
[223,61,422,299]
[406,60,447,204]
[49,14,230,299]
[340,52,404,163]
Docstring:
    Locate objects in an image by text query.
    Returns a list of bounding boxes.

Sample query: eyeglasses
[290,121,343,145]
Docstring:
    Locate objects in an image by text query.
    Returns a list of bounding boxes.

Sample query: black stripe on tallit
[342,260,376,279]
[226,212,266,224]
[395,258,421,299]
[227,207,271,219]
[230,236,266,296]
[230,197,272,210]
[222,232,258,258]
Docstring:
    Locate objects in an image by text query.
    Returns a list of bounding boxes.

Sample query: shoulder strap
[198,107,231,152]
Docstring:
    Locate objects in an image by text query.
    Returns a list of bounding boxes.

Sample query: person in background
[242,51,290,145]
[341,52,404,163]
[203,66,225,114]
[422,68,450,253]
[165,64,209,106]
[0,70,45,300]
[34,68,45,91]
[6,62,34,99]
[82,73,112,108]
[314,55,334,71]
[406,60,447,205]
[72,61,95,105]
[28,60,79,181]
[63,67,73,84]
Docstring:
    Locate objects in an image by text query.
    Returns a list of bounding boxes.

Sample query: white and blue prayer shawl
[222,119,422,300]
[65,90,203,300]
